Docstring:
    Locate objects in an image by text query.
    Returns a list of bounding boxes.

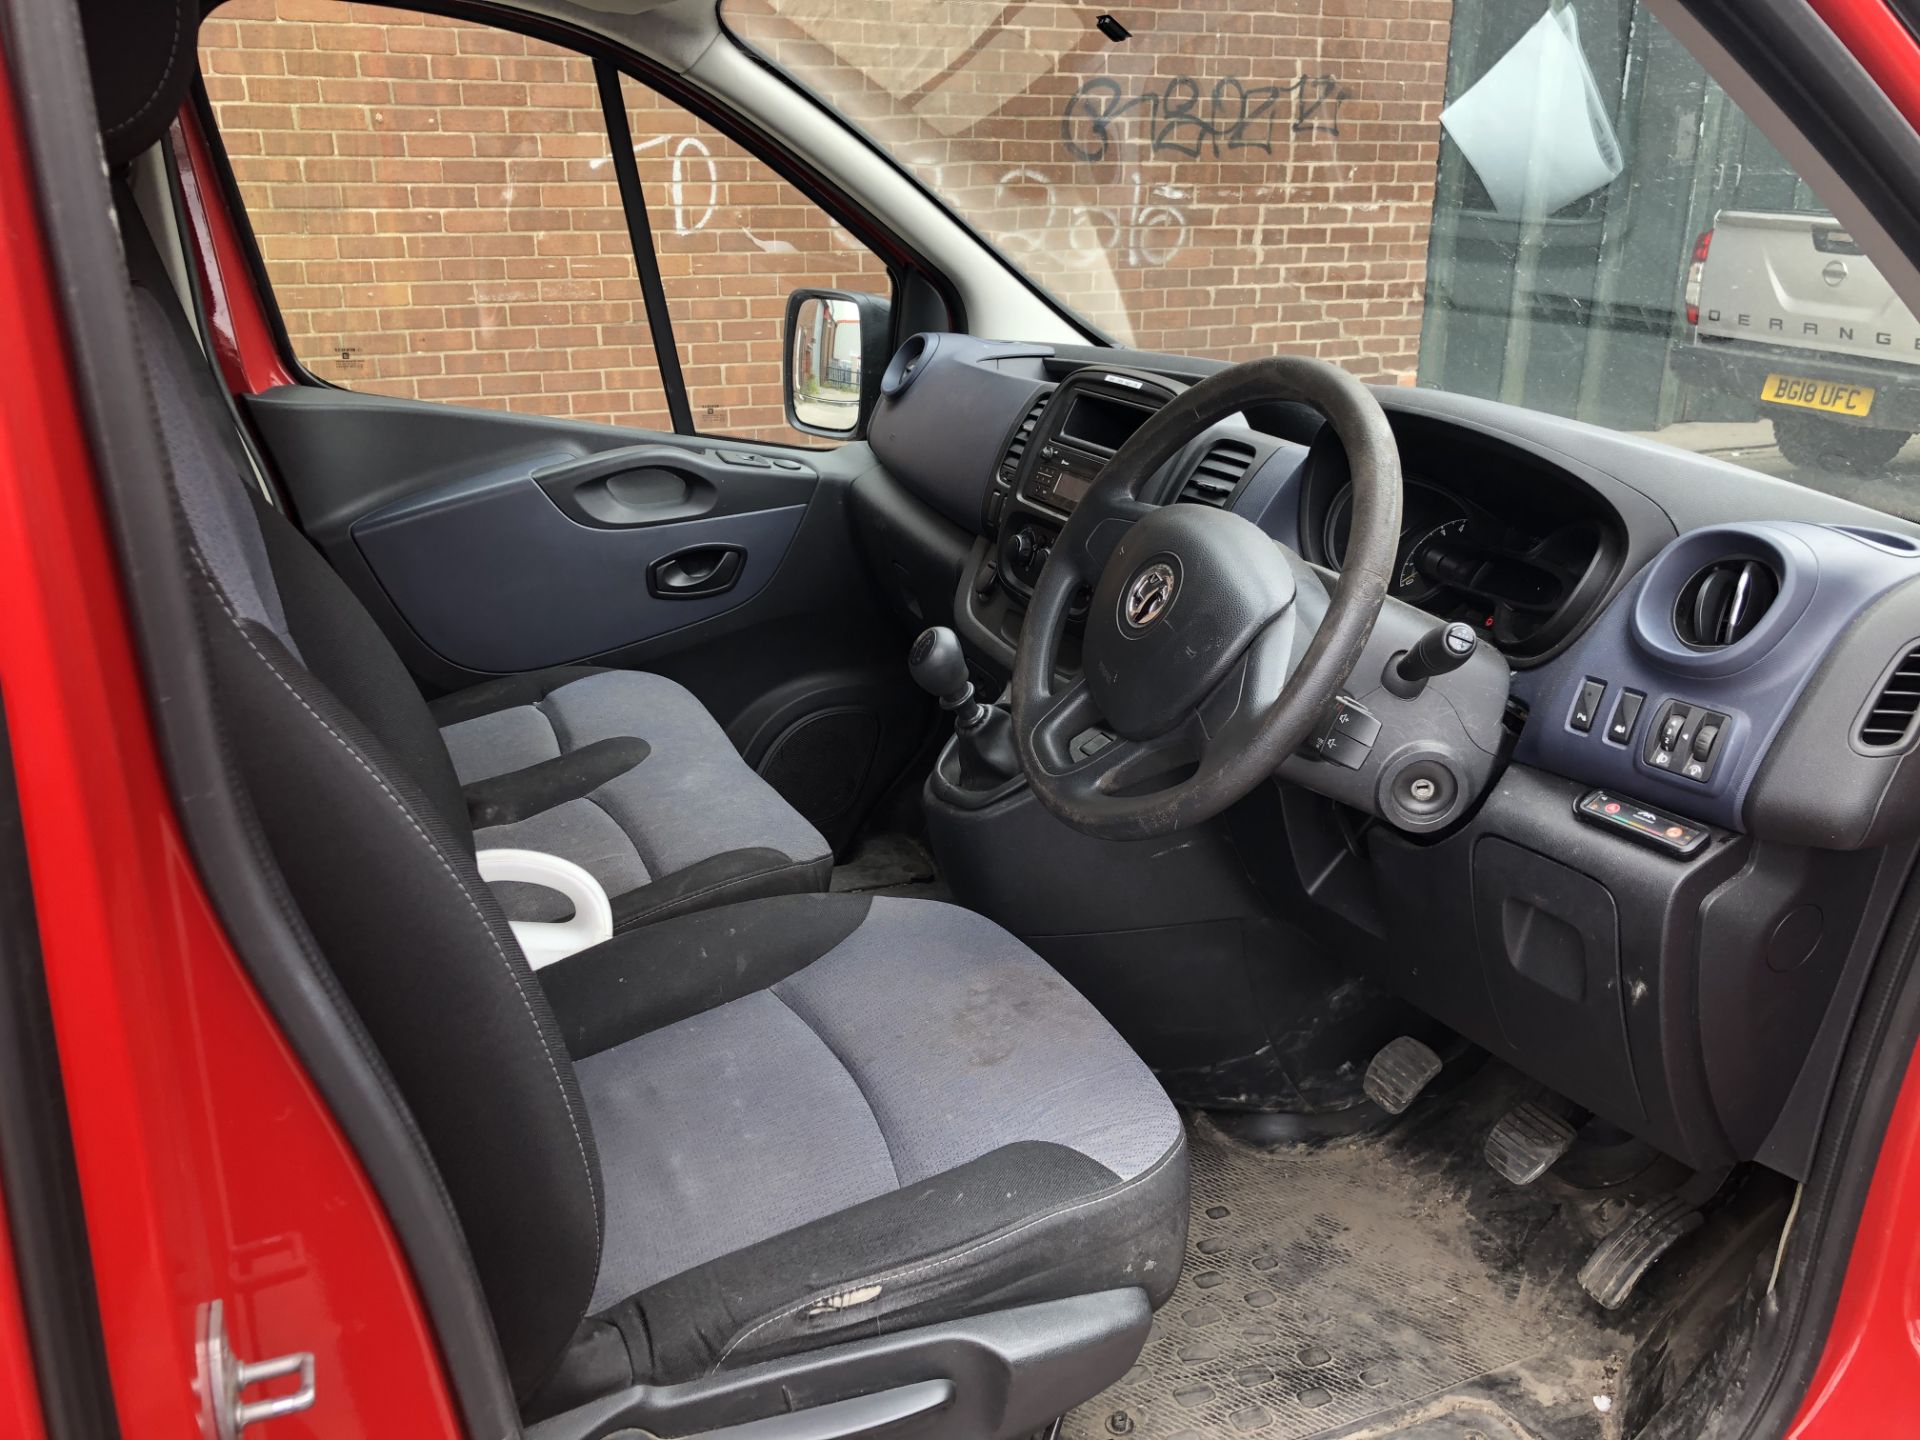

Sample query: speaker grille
[759,708,880,827]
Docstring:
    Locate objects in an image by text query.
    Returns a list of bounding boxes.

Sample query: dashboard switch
[1644,701,1731,782]
[1606,689,1645,745]
[1570,678,1606,732]
[1069,729,1114,761]
[1657,709,1686,752]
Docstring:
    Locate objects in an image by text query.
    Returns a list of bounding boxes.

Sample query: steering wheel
[1011,356,1403,840]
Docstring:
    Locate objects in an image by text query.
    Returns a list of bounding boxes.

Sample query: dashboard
[855,329,1920,1180]
[861,331,1920,841]
[1299,422,1625,665]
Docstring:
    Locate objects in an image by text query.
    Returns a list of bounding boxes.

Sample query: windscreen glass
[724,0,1919,516]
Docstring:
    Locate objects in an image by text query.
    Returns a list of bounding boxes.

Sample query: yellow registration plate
[1762,372,1876,417]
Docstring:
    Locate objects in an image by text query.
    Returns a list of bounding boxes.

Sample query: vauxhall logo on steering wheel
[1123,561,1177,630]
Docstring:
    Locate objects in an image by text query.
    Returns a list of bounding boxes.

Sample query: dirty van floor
[829,832,949,901]
[1062,1068,1684,1440]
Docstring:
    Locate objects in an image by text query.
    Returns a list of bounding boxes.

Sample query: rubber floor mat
[1064,1079,1646,1440]
[828,833,944,898]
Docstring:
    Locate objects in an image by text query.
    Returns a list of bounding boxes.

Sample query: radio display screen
[1050,460,1097,508]
[1028,448,1101,512]
[1060,393,1153,452]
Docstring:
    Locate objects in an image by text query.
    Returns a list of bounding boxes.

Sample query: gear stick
[910,626,1019,789]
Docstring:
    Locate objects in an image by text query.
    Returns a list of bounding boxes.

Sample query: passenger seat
[432,666,834,925]
[128,204,832,934]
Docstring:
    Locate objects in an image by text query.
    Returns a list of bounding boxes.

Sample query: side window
[199,1,674,429]
[199,0,892,445]
[619,76,891,441]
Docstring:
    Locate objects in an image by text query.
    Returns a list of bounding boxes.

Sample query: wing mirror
[783,288,891,439]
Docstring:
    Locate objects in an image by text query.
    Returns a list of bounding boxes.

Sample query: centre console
[960,368,1188,671]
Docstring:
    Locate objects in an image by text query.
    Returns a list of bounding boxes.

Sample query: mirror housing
[783,288,891,438]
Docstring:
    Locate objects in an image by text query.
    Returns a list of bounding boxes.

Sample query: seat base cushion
[538,893,1188,1393]
[433,668,833,927]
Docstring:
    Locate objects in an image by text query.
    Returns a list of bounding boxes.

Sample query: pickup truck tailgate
[1697,209,1920,369]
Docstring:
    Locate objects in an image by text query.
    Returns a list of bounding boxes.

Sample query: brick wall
[202,0,1451,443]
[727,0,1453,381]
[201,0,888,441]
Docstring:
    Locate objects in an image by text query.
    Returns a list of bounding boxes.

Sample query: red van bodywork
[0,2,1917,1435]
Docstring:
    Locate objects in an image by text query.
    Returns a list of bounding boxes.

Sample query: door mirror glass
[784,289,890,438]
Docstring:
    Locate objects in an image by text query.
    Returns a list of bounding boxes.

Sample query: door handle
[647,545,745,599]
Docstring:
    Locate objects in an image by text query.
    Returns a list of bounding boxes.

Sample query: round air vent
[880,332,937,398]
[1673,556,1780,649]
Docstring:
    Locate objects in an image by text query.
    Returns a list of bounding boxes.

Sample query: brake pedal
[1363,1036,1442,1115]
[1485,1100,1577,1185]
[1578,1194,1704,1309]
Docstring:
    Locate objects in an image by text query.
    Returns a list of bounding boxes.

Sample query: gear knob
[911,626,1017,790]
[910,626,974,710]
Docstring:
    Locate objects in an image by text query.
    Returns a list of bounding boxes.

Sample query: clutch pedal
[1362,1036,1442,1115]
[1485,1100,1577,1185]
[1578,1194,1704,1309]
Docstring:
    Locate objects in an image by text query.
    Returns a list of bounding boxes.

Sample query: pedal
[1484,1101,1577,1185]
[1578,1194,1704,1309]
[1363,1036,1443,1115]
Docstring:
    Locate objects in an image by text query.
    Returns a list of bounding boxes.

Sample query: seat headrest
[78,0,201,167]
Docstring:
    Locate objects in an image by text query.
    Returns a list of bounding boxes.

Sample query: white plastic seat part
[475,848,612,969]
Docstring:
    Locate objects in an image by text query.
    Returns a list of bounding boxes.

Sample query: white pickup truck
[1673,209,1920,471]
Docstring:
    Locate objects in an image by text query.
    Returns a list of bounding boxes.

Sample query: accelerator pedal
[1578,1194,1705,1310]
[1363,1036,1443,1115]
[1485,1101,1577,1185]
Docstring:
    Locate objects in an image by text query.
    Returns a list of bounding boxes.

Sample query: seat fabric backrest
[248,484,473,834]
[128,256,604,1397]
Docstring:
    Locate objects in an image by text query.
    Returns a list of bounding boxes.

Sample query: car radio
[1025,443,1105,512]
[1020,388,1159,514]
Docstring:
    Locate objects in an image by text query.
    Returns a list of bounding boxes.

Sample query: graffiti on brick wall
[992,167,1190,269]
[633,132,718,235]
[623,69,1350,265]
[1061,73,1351,162]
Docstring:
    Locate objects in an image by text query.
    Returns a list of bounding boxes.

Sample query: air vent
[1673,557,1779,649]
[1178,439,1257,507]
[999,388,1054,479]
[1859,645,1920,750]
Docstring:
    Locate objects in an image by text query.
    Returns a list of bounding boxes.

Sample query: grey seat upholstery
[116,218,830,937]
[131,264,1190,1412]
[133,269,1190,1414]
[90,6,1189,1423]
[532,892,1188,1405]
[433,667,833,926]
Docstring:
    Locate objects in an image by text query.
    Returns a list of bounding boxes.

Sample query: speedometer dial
[1322,481,1470,604]
[1397,516,1469,604]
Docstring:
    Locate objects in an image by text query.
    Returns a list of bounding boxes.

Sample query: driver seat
[86,0,1189,1428]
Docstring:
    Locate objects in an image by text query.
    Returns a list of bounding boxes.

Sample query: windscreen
[724,0,1920,517]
